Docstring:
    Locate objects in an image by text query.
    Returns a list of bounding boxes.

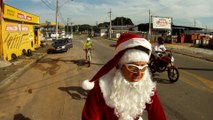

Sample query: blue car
[47,38,73,53]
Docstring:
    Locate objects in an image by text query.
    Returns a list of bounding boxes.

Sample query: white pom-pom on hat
[82,79,95,90]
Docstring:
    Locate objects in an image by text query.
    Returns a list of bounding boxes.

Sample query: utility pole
[55,0,59,39]
[70,22,73,34]
[194,18,196,27]
[109,8,112,39]
[121,17,123,33]
[96,21,98,26]
[67,18,69,35]
[148,9,152,41]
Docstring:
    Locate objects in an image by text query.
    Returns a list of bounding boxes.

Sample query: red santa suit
[82,33,167,120]
[82,79,166,120]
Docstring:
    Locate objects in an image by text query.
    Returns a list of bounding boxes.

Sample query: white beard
[99,69,156,120]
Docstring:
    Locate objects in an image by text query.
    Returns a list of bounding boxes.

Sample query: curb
[166,46,213,62]
[0,54,47,91]
[172,51,213,62]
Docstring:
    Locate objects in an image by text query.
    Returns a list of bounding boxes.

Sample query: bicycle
[85,48,93,67]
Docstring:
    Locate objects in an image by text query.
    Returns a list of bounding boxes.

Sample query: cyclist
[84,37,93,61]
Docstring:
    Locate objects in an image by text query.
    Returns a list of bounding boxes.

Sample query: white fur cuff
[82,80,95,90]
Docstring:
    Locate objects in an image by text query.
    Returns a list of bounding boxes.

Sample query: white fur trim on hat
[82,80,94,90]
[119,49,149,64]
[115,38,152,56]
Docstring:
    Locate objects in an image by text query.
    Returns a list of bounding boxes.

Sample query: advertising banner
[3,4,39,24]
[152,16,172,30]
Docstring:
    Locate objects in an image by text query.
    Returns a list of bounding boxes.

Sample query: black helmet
[158,37,164,45]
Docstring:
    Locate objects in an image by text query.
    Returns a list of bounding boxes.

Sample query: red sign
[17,13,32,21]
[156,19,168,27]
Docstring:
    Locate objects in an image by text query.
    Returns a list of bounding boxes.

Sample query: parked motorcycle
[149,50,179,82]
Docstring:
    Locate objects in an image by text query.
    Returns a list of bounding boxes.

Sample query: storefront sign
[3,4,39,24]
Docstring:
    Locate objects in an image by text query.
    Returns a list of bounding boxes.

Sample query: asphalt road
[84,36,213,120]
[0,35,212,120]
[80,36,213,120]
[156,53,213,120]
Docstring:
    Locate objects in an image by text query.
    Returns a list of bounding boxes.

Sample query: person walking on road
[82,33,167,120]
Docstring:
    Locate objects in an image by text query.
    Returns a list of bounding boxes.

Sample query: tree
[98,22,109,28]
[78,24,91,32]
[112,17,134,26]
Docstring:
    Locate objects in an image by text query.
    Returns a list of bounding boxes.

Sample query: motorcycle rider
[153,36,167,58]
[150,36,178,82]
[152,36,174,65]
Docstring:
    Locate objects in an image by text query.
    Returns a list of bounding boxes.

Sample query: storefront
[0,3,41,61]
[40,22,65,38]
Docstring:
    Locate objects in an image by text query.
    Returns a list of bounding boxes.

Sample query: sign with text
[152,16,172,30]
[3,4,39,24]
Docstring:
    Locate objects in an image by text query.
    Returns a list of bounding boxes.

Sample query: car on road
[47,38,73,53]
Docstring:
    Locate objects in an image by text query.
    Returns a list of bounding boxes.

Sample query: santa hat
[82,33,152,90]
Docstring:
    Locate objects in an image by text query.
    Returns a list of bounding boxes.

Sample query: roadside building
[40,22,65,39]
[136,23,207,43]
[99,27,108,37]
[0,3,41,61]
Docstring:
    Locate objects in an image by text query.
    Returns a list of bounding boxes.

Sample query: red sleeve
[82,84,102,120]
[146,90,167,120]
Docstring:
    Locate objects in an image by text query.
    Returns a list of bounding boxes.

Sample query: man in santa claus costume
[82,33,167,120]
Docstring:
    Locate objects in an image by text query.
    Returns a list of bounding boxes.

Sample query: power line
[40,0,55,10]
[59,0,74,8]
[59,10,66,24]
[108,8,112,39]
[46,0,56,8]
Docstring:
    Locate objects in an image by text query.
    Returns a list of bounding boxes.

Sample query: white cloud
[31,0,40,2]
[5,0,213,28]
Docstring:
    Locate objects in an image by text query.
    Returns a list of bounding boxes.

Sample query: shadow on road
[70,59,86,66]
[58,86,89,100]
[0,64,91,101]
[90,62,105,66]
[39,57,73,64]
[152,74,174,84]
[14,113,31,120]
[178,67,213,71]
[70,59,105,67]
[153,77,173,84]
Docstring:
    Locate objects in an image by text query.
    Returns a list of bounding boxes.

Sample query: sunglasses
[125,64,148,73]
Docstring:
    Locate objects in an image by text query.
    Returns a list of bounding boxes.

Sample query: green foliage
[45,20,51,25]
[64,16,134,32]
[112,17,134,25]
[79,24,92,32]
[98,22,109,28]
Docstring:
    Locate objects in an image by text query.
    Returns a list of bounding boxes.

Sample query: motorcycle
[149,50,179,82]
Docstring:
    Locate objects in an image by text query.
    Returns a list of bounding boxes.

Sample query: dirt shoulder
[0,44,51,90]
[165,43,213,62]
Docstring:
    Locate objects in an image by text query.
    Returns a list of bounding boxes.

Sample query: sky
[3,0,213,29]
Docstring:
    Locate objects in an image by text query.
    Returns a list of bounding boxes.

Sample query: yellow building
[0,3,41,61]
